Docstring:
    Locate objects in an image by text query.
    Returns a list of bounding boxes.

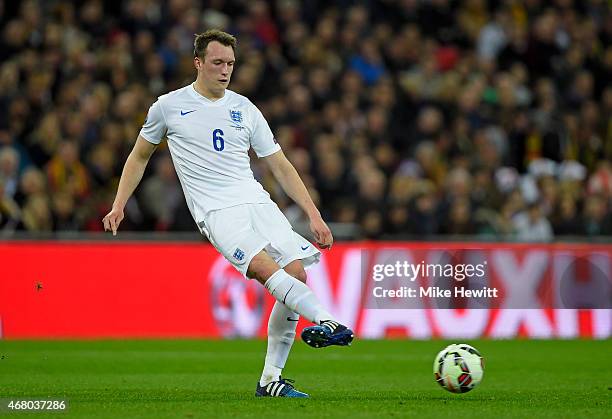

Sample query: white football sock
[259,301,298,386]
[264,269,335,324]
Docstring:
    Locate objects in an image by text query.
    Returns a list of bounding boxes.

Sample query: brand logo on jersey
[181,110,196,116]
[233,248,245,262]
[301,245,310,251]
[229,110,243,123]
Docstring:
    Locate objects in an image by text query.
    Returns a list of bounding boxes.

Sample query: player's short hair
[193,29,237,59]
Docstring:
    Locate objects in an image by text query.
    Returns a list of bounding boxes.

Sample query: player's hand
[102,207,124,236]
[309,216,333,250]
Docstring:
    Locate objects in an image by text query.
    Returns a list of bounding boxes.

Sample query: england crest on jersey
[229,109,243,124]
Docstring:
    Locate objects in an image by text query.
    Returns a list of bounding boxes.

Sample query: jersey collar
[189,83,230,106]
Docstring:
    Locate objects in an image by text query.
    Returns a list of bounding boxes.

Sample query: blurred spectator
[26,111,63,167]
[139,153,183,231]
[46,141,89,199]
[409,181,439,236]
[513,201,554,242]
[552,194,584,236]
[315,150,349,209]
[471,166,502,210]
[583,194,612,236]
[0,178,21,232]
[51,190,79,231]
[477,7,510,61]
[349,37,387,86]
[360,209,385,239]
[18,193,53,232]
[440,198,476,236]
[15,166,46,206]
[587,161,612,197]
[0,146,20,198]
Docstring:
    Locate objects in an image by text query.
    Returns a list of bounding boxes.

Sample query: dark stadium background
[0,0,610,240]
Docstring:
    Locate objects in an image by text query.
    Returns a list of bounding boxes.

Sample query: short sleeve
[250,106,281,158]
[139,100,167,144]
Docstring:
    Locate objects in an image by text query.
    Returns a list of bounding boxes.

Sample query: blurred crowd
[0,0,611,241]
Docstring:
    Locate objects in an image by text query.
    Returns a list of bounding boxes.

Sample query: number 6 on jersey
[212,129,224,151]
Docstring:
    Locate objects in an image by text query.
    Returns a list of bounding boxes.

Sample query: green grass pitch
[0,339,610,418]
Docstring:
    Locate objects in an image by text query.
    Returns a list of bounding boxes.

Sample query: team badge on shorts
[233,247,246,263]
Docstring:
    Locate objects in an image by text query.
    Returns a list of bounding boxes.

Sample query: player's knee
[283,259,308,283]
[248,266,273,284]
[247,252,280,284]
[288,267,307,283]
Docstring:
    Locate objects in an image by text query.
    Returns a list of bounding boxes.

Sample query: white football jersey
[139,84,281,224]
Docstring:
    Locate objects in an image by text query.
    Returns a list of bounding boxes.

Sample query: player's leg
[248,251,335,324]
[259,260,304,387]
[249,251,353,397]
[279,257,355,349]
[248,251,353,348]
[250,253,312,397]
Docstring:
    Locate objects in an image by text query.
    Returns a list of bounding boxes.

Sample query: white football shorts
[198,203,321,278]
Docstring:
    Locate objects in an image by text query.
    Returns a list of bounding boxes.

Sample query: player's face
[196,41,235,95]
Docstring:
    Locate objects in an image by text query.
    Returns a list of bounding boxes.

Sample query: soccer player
[102,29,353,398]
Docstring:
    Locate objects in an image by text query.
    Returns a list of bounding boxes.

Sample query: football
[433,343,484,393]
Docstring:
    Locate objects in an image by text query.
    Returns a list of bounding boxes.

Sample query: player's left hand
[310,216,333,249]
[102,206,124,236]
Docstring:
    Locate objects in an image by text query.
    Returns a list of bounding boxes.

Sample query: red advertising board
[1,242,610,339]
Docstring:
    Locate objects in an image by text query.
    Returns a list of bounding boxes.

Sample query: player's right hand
[102,207,124,236]
[310,216,333,250]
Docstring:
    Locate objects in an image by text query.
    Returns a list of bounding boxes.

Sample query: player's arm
[102,135,157,235]
[263,150,333,249]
